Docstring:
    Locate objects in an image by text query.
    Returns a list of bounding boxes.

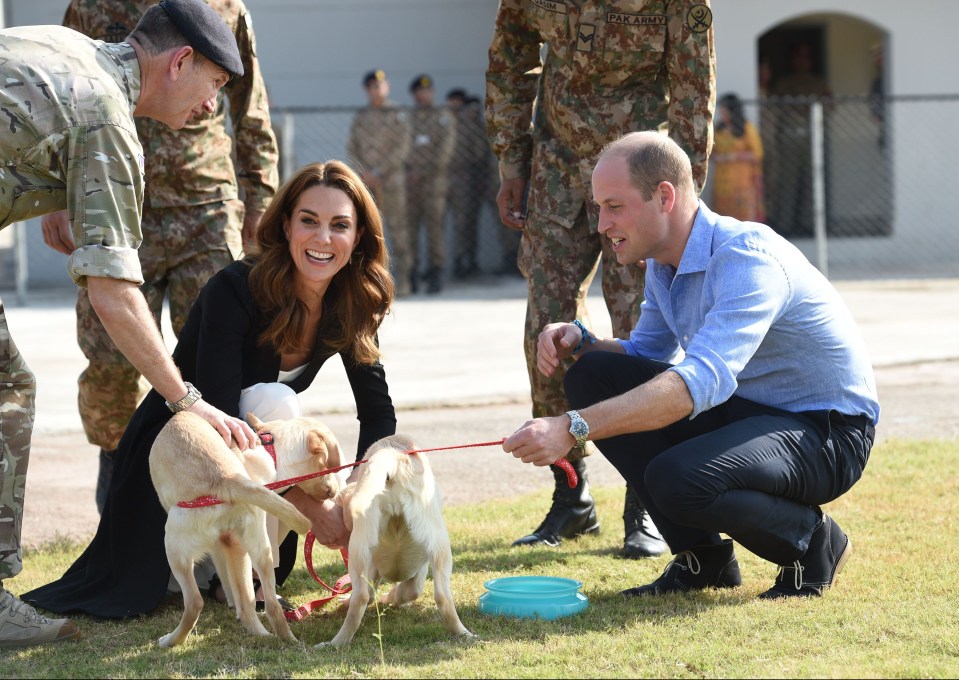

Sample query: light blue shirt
[618,202,880,425]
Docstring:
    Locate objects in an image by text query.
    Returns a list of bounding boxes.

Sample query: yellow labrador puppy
[319,434,474,647]
[150,411,341,648]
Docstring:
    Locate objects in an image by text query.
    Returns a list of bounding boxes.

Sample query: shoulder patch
[686,4,712,33]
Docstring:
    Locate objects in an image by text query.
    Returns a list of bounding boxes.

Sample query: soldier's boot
[95,448,117,515]
[424,266,443,294]
[622,483,667,559]
[512,459,599,547]
[0,584,79,648]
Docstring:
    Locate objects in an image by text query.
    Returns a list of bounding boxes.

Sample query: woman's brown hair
[246,160,393,364]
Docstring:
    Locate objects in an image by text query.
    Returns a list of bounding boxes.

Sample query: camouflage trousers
[520,140,645,462]
[374,172,412,291]
[0,295,36,579]
[77,200,241,451]
[407,172,449,273]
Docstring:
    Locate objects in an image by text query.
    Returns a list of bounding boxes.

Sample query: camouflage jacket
[486,0,716,191]
[0,26,144,286]
[406,105,456,174]
[63,0,278,213]
[347,102,411,179]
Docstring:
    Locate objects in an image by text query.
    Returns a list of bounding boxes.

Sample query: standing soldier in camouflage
[0,0,259,647]
[406,74,456,294]
[348,69,413,296]
[41,0,278,515]
[486,0,715,557]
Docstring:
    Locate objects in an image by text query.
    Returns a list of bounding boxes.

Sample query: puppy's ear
[246,413,264,430]
[309,428,342,470]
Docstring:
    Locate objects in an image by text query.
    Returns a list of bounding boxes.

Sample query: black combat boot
[622,484,667,559]
[759,513,852,599]
[95,448,117,515]
[621,539,742,596]
[512,459,600,547]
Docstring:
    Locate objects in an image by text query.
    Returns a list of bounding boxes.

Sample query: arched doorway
[758,14,891,239]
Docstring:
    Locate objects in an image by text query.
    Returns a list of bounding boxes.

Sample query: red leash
[176,438,578,509]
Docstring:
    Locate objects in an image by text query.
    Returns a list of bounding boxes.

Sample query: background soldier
[347,69,413,296]
[486,0,716,557]
[41,0,278,514]
[0,0,258,647]
[406,74,456,294]
[447,89,519,280]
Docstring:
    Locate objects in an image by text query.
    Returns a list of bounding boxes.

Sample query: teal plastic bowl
[478,576,588,620]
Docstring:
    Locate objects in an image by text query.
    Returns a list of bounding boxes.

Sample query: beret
[363,69,386,87]
[158,0,244,78]
[410,74,433,93]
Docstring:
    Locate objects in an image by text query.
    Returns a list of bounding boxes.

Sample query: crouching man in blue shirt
[503,130,879,599]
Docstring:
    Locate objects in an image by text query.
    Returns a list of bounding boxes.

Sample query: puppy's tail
[217,476,312,535]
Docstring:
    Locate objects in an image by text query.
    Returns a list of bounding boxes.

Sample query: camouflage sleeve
[226,8,279,215]
[64,124,145,287]
[379,111,411,175]
[666,0,716,193]
[485,0,541,181]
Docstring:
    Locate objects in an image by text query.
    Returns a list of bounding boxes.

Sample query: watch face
[569,411,589,443]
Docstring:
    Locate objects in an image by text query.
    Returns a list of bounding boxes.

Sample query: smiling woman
[23,161,399,620]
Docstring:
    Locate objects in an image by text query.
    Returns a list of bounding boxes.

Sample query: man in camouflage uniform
[0,0,259,647]
[41,0,278,515]
[347,69,413,296]
[447,89,520,279]
[406,74,456,294]
[486,0,715,556]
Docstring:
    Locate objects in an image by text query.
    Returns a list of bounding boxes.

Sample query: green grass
[3,438,958,678]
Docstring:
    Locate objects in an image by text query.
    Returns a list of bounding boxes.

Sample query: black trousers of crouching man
[563,352,875,565]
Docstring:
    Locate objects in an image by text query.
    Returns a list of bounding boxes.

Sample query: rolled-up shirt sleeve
[669,245,791,418]
[65,123,144,287]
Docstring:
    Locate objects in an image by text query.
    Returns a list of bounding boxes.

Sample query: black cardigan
[24,261,396,618]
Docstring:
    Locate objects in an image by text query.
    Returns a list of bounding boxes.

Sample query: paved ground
[6,275,959,549]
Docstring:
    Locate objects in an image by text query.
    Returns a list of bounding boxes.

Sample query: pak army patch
[686,3,712,33]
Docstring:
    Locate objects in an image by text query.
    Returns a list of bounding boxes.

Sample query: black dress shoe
[759,513,851,599]
[622,539,742,597]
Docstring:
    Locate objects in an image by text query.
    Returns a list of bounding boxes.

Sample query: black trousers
[564,352,874,565]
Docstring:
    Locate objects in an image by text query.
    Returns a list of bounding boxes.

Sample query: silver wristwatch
[566,409,589,448]
[165,381,202,413]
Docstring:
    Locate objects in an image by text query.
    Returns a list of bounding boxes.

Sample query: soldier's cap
[158,0,244,78]
[410,74,433,93]
[446,87,468,101]
[363,69,387,87]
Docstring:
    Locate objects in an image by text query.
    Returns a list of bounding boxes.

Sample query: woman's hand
[285,487,350,549]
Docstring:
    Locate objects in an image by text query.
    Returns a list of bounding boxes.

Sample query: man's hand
[502,415,574,467]
[40,210,75,255]
[286,489,350,549]
[187,398,257,450]
[496,177,528,230]
[537,322,582,378]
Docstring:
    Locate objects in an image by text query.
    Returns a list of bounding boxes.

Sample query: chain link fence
[5,95,958,297]
[275,95,959,282]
